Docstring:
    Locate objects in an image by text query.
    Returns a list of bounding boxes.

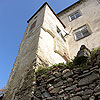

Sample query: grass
[36,62,73,75]
[91,47,100,54]
[36,59,88,75]
[36,46,100,75]
[36,66,54,75]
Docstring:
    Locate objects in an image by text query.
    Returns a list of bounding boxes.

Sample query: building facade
[3,0,100,100]
[58,0,100,58]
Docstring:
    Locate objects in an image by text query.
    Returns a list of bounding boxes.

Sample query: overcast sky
[0,0,79,89]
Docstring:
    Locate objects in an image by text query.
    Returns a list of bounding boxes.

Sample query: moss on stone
[36,48,100,75]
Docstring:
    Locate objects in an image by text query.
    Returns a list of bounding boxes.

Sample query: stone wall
[3,3,68,100]
[32,50,100,100]
[3,4,46,100]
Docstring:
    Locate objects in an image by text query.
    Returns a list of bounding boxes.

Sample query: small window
[56,26,65,41]
[73,24,91,41]
[57,26,61,35]
[34,16,37,19]
[29,20,37,32]
[69,10,81,21]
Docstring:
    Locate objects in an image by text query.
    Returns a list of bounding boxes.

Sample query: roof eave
[57,0,84,16]
[27,2,66,28]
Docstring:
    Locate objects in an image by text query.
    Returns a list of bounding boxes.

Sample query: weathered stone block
[82,95,90,100]
[70,96,82,100]
[47,76,55,83]
[49,87,60,94]
[78,73,99,86]
[65,84,77,91]
[53,71,61,77]
[63,71,73,78]
[54,81,63,87]
[89,96,95,100]
[62,69,70,75]
[83,89,93,95]
[42,92,51,98]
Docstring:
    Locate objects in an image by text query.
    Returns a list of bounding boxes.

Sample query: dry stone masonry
[32,50,100,100]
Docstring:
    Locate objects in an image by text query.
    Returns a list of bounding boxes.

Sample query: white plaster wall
[58,0,100,58]
[37,4,68,66]
[38,28,65,65]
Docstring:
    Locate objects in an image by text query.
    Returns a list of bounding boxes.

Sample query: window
[57,26,61,35]
[69,10,81,21]
[56,26,65,41]
[73,24,91,41]
[29,20,37,32]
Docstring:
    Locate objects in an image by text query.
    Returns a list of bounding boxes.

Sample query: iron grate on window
[73,24,91,41]
[69,10,81,21]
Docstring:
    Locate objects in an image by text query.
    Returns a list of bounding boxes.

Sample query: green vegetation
[36,66,53,75]
[36,47,100,75]
[36,62,73,75]
[36,59,87,75]
[91,47,100,54]
[36,63,67,75]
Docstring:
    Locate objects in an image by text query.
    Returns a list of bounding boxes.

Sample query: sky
[0,0,79,89]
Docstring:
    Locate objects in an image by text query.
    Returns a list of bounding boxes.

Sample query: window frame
[73,24,91,41]
[68,10,81,21]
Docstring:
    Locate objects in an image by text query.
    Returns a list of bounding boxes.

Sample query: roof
[57,0,85,16]
[27,2,66,28]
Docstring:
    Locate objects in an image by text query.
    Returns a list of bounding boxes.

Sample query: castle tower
[3,3,69,100]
